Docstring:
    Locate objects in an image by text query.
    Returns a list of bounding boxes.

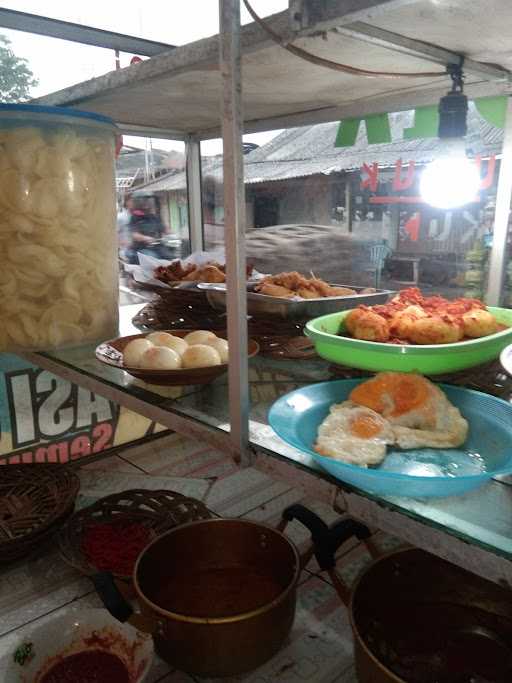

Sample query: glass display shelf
[173,375,512,563]
[22,304,512,566]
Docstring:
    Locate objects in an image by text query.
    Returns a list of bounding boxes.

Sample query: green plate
[305,306,512,375]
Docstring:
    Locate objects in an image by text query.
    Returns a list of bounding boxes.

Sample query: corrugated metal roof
[134,156,221,193]
[133,170,188,193]
[135,106,504,192]
[116,147,184,175]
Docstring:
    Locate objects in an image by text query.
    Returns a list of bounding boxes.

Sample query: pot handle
[279,504,373,606]
[91,572,158,634]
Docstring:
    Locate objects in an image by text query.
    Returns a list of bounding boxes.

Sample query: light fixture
[420,63,480,209]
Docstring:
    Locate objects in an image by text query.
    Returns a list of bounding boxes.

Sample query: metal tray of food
[198,283,393,320]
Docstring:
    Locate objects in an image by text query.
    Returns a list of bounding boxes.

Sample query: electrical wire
[242,0,446,79]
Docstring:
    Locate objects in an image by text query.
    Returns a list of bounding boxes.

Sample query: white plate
[500,343,512,375]
[3,608,153,682]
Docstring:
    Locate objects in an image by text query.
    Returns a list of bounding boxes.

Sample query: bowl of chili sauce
[4,608,153,682]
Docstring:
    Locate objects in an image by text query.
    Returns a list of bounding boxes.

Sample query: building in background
[133,107,503,296]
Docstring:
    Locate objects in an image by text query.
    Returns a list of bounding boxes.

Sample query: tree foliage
[0,34,38,102]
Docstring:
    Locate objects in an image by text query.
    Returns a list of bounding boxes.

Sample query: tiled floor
[0,434,405,682]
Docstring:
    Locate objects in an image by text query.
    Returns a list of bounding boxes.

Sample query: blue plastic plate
[268,380,512,498]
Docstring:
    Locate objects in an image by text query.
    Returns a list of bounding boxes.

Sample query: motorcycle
[121,235,184,265]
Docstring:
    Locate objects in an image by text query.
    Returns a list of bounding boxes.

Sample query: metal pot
[349,548,512,683]
[94,518,300,677]
[278,509,512,683]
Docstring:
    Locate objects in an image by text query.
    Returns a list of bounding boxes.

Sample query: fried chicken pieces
[255,272,361,299]
[154,261,254,285]
[344,288,499,345]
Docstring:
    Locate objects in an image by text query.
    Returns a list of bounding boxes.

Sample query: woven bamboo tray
[132,289,227,332]
[247,319,317,360]
[58,489,214,580]
[0,464,80,564]
[132,296,317,360]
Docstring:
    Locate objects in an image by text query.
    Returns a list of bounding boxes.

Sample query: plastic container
[305,306,512,375]
[0,103,119,351]
[268,379,512,497]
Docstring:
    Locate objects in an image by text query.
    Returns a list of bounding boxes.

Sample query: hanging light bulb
[420,139,480,209]
[420,62,480,209]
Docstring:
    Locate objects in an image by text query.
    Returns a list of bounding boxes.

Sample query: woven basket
[0,464,80,564]
[58,489,214,580]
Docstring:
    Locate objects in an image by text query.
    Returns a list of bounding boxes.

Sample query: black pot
[351,548,512,683]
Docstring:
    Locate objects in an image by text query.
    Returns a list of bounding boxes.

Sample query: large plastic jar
[0,103,119,351]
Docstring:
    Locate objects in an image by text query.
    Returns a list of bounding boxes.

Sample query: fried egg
[315,374,469,468]
[349,373,468,449]
[314,402,395,467]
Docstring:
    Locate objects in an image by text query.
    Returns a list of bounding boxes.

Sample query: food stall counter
[18,305,512,588]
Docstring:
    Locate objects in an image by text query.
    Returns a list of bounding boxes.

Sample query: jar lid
[0,103,116,127]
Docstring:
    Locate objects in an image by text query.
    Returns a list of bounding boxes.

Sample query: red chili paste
[39,650,129,683]
[369,287,486,327]
[81,521,152,575]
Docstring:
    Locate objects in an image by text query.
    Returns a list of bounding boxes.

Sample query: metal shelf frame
[0,6,176,55]
[5,0,512,462]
